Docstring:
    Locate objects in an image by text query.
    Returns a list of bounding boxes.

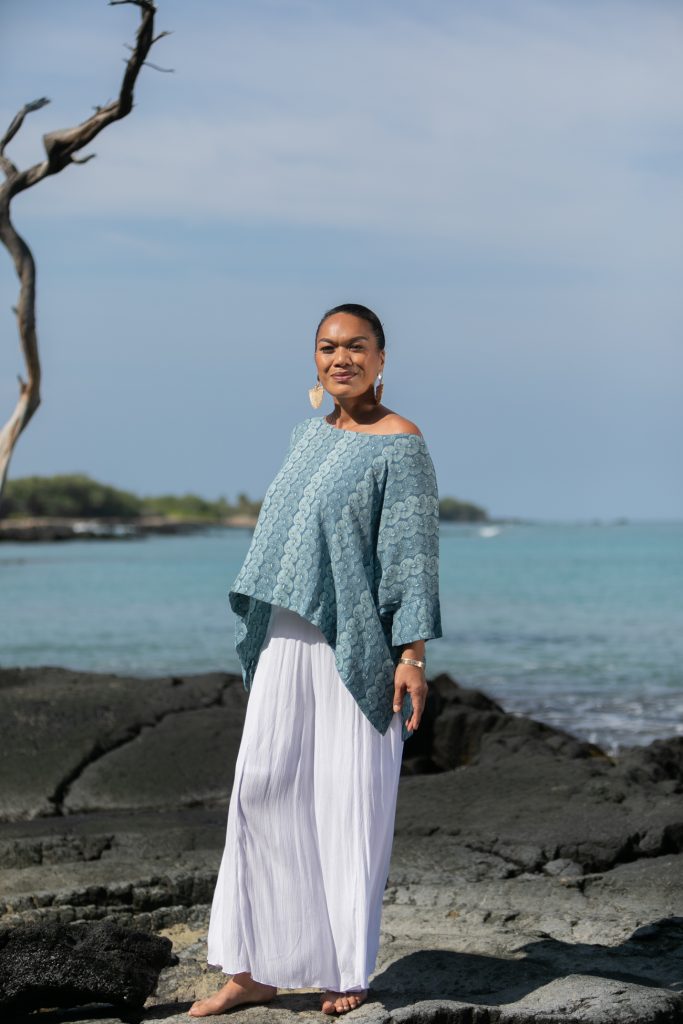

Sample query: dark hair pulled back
[315,303,385,351]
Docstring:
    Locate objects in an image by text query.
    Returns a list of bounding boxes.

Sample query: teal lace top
[228,415,443,740]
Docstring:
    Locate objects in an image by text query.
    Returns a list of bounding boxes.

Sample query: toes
[320,988,367,1015]
[320,992,336,1014]
[343,990,367,1012]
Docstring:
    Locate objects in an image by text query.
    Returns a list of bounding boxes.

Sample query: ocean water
[1,521,681,754]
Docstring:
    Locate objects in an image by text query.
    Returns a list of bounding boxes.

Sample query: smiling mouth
[332,373,355,380]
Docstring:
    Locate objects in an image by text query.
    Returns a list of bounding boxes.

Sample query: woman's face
[314,313,384,401]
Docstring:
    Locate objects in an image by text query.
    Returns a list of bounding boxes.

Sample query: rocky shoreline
[1,664,681,1023]
[0,515,258,542]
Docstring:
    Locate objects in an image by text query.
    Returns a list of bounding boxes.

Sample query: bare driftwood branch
[0,0,168,503]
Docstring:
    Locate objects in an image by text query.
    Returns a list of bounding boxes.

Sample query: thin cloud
[2,0,680,280]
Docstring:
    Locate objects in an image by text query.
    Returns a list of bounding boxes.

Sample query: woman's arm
[375,437,442,736]
[399,639,425,661]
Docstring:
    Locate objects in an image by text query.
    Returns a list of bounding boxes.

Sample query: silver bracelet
[399,656,425,669]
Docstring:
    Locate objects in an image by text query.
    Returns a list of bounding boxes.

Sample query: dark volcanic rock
[62,706,246,815]
[394,737,683,873]
[0,918,175,1014]
[0,666,246,821]
[616,736,683,788]
[400,673,605,774]
[429,674,605,771]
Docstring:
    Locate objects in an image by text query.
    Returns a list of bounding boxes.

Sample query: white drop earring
[308,379,324,408]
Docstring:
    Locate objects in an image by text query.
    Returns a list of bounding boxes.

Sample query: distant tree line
[0,473,260,521]
[439,496,488,522]
[0,473,488,523]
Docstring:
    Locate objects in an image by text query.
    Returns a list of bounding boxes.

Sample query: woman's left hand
[392,663,428,732]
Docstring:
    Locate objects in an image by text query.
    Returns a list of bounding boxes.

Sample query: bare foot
[320,988,368,1014]
[188,972,277,1016]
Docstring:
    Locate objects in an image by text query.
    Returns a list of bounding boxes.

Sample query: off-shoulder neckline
[314,416,425,440]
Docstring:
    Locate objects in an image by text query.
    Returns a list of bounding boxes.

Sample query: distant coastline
[0,509,505,543]
[0,514,255,542]
[2,472,640,542]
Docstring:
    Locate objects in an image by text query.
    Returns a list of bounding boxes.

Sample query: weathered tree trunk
[0,0,170,506]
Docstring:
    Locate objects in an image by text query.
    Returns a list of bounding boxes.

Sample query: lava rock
[0,918,176,1014]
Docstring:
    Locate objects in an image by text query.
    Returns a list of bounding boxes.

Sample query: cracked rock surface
[0,666,247,820]
[1,665,682,1023]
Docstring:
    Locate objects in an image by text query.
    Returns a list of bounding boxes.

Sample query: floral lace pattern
[228,416,443,740]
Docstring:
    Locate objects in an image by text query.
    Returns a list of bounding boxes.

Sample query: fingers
[392,677,405,713]
[405,706,420,732]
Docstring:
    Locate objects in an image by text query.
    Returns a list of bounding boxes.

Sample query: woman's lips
[332,373,354,381]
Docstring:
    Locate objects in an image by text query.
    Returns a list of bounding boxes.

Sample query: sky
[0,0,681,521]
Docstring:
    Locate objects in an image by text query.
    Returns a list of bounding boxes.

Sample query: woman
[189,303,442,1017]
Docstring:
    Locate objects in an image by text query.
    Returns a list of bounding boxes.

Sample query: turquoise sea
[1,521,681,754]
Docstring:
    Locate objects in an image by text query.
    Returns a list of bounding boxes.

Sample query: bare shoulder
[382,412,423,437]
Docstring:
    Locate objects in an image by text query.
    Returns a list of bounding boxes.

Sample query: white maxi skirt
[206,603,404,991]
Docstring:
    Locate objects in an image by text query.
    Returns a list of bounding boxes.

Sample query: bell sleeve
[375,438,443,651]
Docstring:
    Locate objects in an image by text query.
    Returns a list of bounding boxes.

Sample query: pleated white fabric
[206,603,405,991]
